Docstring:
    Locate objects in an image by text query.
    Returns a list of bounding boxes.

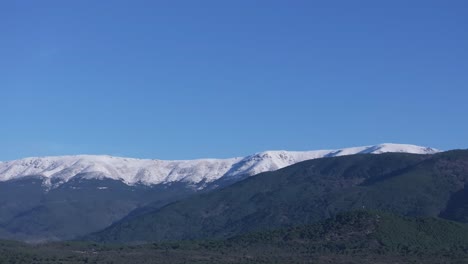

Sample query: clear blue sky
[1,0,467,161]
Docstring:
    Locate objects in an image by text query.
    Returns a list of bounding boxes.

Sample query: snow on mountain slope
[0,143,439,187]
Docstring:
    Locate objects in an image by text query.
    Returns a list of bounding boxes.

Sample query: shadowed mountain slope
[89,150,468,242]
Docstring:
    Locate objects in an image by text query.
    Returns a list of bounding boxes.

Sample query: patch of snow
[0,143,440,188]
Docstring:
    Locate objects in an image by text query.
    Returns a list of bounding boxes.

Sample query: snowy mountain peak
[361,143,438,154]
[0,143,440,187]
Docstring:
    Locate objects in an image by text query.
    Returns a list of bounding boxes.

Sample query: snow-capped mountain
[0,143,439,187]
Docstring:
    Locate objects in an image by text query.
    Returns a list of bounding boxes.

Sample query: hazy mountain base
[1,211,468,263]
[90,150,468,243]
[0,177,201,241]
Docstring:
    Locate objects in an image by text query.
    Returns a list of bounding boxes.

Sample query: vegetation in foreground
[2,211,468,263]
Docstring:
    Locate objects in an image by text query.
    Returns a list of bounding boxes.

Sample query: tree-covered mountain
[89,150,468,243]
[2,211,468,264]
[0,177,197,241]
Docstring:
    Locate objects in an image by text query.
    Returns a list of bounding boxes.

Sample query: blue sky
[1,1,467,161]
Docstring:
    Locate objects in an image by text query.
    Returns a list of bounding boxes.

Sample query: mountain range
[0,143,438,188]
[0,143,440,241]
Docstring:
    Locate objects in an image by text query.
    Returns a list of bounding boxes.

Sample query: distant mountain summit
[0,143,439,188]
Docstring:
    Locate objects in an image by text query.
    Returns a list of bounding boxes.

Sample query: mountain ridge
[0,143,439,188]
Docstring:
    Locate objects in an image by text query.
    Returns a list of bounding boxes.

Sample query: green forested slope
[2,211,468,264]
[89,150,468,242]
